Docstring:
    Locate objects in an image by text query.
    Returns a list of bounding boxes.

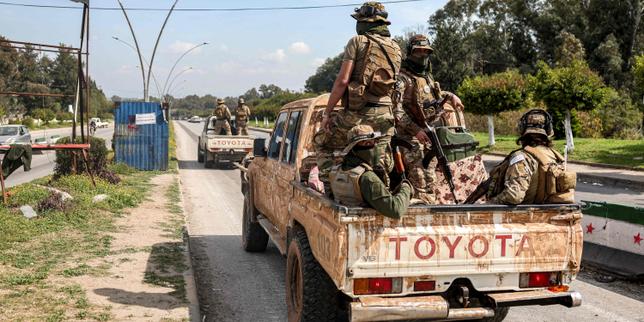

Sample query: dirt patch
[71,174,198,321]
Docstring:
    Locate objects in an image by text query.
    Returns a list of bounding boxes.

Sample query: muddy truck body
[198,115,254,168]
[238,94,583,322]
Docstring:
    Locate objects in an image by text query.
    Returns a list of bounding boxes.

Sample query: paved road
[5,125,113,188]
[175,120,643,322]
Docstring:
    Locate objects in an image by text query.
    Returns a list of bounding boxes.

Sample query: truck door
[273,110,303,235]
[253,111,288,218]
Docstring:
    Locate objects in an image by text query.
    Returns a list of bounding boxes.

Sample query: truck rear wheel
[286,228,338,322]
[197,140,204,163]
[242,191,268,252]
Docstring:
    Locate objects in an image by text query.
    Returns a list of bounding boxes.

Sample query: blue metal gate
[114,102,168,171]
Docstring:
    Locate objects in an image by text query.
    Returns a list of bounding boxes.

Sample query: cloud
[289,42,311,54]
[116,65,138,75]
[262,49,286,62]
[312,57,326,67]
[168,41,204,54]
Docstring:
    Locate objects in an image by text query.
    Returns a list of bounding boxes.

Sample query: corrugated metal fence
[114,102,168,171]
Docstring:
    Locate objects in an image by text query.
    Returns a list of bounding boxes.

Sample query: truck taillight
[520,272,559,288]
[354,278,402,295]
[413,280,436,292]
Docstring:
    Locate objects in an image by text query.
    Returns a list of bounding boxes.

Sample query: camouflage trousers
[399,139,437,204]
[214,120,231,135]
[314,108,395,189]
[237,120,249,135]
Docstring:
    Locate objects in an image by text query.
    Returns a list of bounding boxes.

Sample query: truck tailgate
[344,205,582,294]
[206,135,254,151]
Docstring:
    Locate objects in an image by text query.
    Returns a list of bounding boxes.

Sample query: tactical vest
[347,34,402,111]
[236,106,249,121]
[214,105,228,120]
[487,146,576,204]
[399,70,440,114]
[329,163,372,206]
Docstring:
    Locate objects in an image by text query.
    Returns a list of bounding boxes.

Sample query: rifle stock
[464,177,491,204]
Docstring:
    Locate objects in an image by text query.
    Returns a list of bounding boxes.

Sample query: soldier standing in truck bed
[394,34,466,204]
[314,1,402,195]
[212,98,232,135]
[235,98,251,136]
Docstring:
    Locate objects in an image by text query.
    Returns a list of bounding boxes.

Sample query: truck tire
[242,191,268,252]
[197,140,204,163]
[286,228,338,322]
[480,307,509,322]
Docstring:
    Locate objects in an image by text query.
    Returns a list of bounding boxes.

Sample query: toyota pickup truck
[197,116,253,168]
[238,94,583,322]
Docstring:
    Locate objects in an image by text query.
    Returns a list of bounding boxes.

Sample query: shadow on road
[188,234,286,322]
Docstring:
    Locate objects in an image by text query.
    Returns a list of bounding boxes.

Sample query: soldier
[235,97,251,136]
[330,125,413,219]
[394,34,465,204]
[486,109,576,205]
[315,1,402,193]
[212,98,232,135]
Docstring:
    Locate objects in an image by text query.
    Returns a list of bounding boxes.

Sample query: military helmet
[351,2,391,25]
[216,98,225,105]
[238,97,245,104]
[342,124,383,154]
[519,109,554,138]
[406,34,433,55]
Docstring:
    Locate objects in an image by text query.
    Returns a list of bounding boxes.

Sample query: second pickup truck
[197,116,254,168]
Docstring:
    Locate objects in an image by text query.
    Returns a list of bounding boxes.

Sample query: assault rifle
[417,93,459,203]
[464,177,492,204]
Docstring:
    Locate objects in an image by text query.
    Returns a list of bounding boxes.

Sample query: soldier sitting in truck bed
[330,125,413,219]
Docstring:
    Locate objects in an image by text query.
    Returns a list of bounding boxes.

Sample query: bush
[21,117,34,128]
[53,136,119,184]
[37,192,68,212]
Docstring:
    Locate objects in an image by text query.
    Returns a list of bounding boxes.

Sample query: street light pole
[164,67,192,97]
[117,0,147,101]
[146,0,179,102]
[161,42,208,97]
[112,36,163,99]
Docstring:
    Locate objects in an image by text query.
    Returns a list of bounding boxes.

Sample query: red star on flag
[586,223,595,234]
[634,233,642,245]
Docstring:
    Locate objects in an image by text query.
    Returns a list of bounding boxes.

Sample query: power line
[0,0,427,12]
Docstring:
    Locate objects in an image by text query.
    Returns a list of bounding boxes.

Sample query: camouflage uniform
[394,35,443,204]
[315,2,401,189]
[236,98,251,136]
[330,125,413,219]
[487,110,575,205]
[212,99,232,135]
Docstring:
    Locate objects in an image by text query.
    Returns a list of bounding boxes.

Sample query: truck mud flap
[350,290,581,322]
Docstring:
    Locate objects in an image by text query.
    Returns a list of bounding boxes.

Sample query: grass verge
[0,165,155,320]
[473,132,644,168]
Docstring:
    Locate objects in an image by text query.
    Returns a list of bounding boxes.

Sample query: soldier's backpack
[347,34,401,111]
[487,146,576,204]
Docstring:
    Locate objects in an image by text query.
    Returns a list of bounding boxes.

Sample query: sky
[0,0,448,99]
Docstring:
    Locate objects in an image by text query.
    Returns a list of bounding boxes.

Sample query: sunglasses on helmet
[355,5,388,19]
[412,39,430,47]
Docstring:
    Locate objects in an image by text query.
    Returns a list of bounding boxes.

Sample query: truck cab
[239,94,583,322]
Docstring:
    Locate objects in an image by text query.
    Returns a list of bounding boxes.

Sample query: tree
[633,54,644,128]
[258,84,283,99]
[532,60,608,151]
[457,69,529,146]
[554,31,585,67]
[592,34,624,87]
[304,53,343,93]
[31,108,55,125]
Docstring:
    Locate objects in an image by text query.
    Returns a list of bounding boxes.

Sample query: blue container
[114,102,168,171]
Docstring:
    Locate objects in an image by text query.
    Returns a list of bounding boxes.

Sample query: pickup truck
[197,115,253,168]
[238,94,583,322]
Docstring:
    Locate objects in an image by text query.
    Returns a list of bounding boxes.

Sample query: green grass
[0,169,156,320]
[250,120,275,129]
[472,132,644,168]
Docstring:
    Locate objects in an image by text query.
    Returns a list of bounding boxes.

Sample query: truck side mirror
[253,138,267,157]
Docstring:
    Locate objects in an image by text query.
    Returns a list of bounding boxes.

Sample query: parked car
[0,125,31,145]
